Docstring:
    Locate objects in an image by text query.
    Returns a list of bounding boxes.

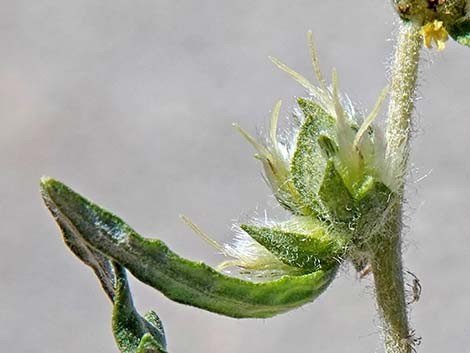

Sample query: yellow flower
[420,20,449,51]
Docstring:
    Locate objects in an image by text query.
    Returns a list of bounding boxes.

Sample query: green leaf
[318,160,357,224]
[41,178,168,353]
[291,98,336,213]
[240,224,344,271]
[112,263,167,353]
[40,177,338,319]
[448,16,470,47]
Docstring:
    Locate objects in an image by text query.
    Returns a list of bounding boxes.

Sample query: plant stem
[385,21,422,188]
[372,21,422,353]
[371,204,410,353]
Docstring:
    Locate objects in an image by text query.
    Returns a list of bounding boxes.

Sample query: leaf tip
[40,176,65,197]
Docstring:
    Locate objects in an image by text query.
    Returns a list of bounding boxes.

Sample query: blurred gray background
[2,1,470,352]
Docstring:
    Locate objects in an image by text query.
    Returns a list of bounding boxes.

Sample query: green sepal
[291,98,336,213]
[318,160,357,224]
[40,177,338,319]
[240,224,344,271]
[448,16,470,47]
[112,263,167,353]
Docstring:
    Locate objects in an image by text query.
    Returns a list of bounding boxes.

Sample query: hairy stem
[372,21,422,353]
[372,204,410,353]
[386,21,422,189]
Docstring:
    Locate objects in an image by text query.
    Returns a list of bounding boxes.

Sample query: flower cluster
[184,32,397,279]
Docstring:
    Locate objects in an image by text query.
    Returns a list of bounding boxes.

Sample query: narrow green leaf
[129,233,337,318]
[318,160,358,224]
[240,224,344,271]
[40,177,338,319]
[41,178,168,353]
[291,98,336,213]
[112,263,167,353]
[449,16,470,47]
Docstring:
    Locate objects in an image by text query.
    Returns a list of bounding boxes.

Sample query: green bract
[240,222,344,272]
[41,178,339,320]
[291,98,336,214]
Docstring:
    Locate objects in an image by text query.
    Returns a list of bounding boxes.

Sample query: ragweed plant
[40,1,470,353]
